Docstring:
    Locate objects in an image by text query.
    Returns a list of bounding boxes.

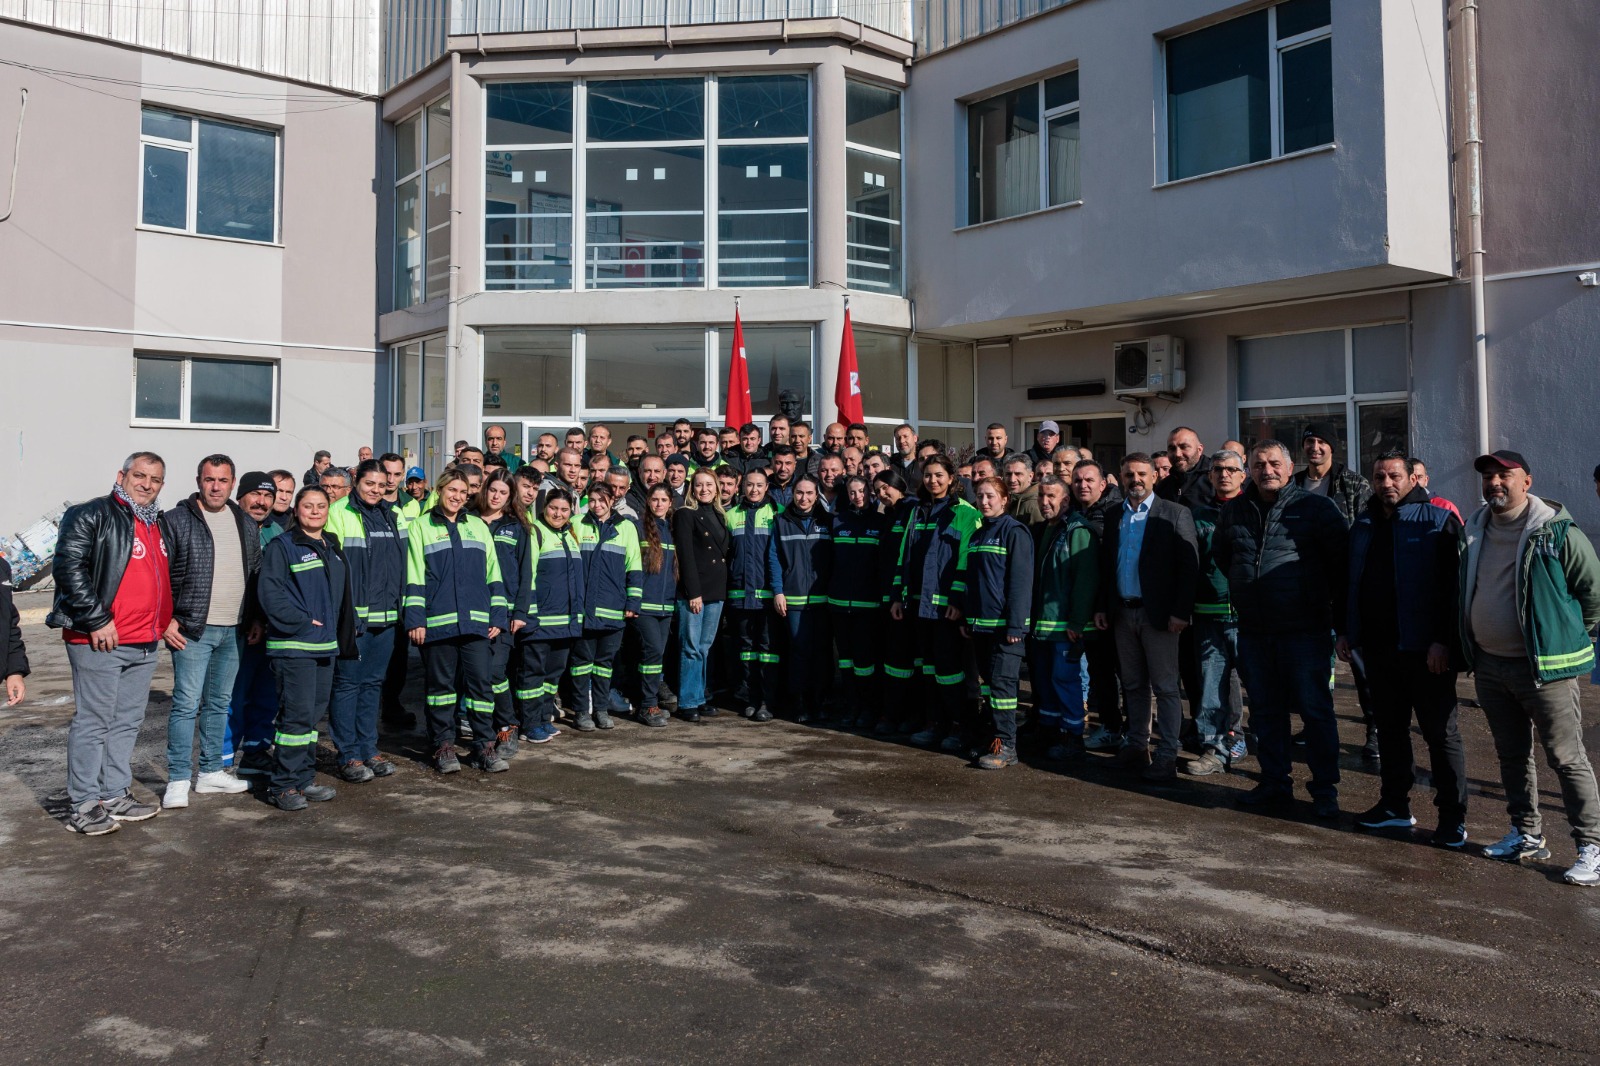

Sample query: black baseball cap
[1474,450,1531,475]
[236,471,275,499]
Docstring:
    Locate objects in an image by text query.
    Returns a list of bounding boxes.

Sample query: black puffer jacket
[165,494,262,639]
[1291,463,1371,527]
[1214,481,1348,633]
[1,557,28,679]
[47,493,161,634]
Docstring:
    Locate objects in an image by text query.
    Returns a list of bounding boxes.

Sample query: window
[1236,322,1407,474]
[487,76,812,292]
[140,108,278,243]
[967,71,1079,224]
[845,81,903,295]
[1165,0,1332,181]
[393,97,451,309]
[391,337,448,476]
[719,325,813,418]
[915,339,977,450]
[132,354,277,428]
[854,330,909,421]
[585,329,708,411]
[482,330,573,419]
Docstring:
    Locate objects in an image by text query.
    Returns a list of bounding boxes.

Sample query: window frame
[844,78,905,296]
[390,337,448,475]
[130,352,281,430]
[963,69,1081,228]
[482,73,815,294]
[1233,321,1408,470]
[137,107,282,245]
[392,95,451,309]
[1159,2,1334,185]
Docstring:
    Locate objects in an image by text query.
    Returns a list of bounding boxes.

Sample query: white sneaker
[1563,843,1600,886]
[162,780,191,809]
[1083,726,1121,752]
[194,770,249,795]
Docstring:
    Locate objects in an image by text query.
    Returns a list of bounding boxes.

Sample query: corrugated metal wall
[450,0,908,41]
[384,0,449,89]
[914,0,1073,55]
[1,0,382,94]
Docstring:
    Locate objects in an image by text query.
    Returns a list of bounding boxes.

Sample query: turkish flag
[834,308,864,424]
[726,307,754,428]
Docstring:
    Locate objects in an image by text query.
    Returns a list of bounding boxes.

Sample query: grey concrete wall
[903,0,1453,333]
[1478,0,1600,276]
[0,24,379,534]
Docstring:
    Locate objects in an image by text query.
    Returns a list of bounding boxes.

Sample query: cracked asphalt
[2,589,1598,1064]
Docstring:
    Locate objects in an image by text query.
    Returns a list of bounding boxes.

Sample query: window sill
[136,225,284,250]
[130,420,280,432]
[1155,143,1336,190]
[956,199,1083,234]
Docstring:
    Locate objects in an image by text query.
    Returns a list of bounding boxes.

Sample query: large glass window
[132,354,277,428]
[717,74,810,288]
[719,326,813,418]
[966,72,1078,225]
[1236,322,1407,472]
[845,81,903,295]
[486,82,575,290]
[140,107,279,243]
[585,329,708,411]
[1166,0,1333,181]
[854,330,909,421]
[392,96,451,308]
[481,330,573,419]
[391,337,448,476]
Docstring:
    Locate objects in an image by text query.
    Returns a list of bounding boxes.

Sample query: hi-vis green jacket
[515,519,585,641]
[894,495,982,620]
[576,512,643,632]
[1460,496,1600,683]
[404,509,508,641]
[325,495,408,628]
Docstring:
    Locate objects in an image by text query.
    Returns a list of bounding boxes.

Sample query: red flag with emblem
[725,306,754,428]
[834,308,864,424]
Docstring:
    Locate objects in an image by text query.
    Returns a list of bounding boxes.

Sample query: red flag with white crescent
[835,308,864,424]
[726,307,754,428]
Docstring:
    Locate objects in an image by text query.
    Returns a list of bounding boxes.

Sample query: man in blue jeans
[1184,449,1248,776]
[162,454,262,809]
[1214,440,1349,818]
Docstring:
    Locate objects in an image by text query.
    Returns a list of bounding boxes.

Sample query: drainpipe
[1461,0,1489,454]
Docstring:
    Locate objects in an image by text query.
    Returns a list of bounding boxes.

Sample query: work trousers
[831,608,881,716]
[631,614,673,710]
[226,638,277,762]
[730,608,777,711]
[517,638,573,731]
[329,625,395,765]
[780,607,831,714]
[1238,629,1339,799]
[488,631,517,732]
[64,642,159,810]
[1083,629,1122,734]
[1362,648,1467,823]
[974,635,1026,746]
[1475,652,1600,847]
[881,613,918,722]
[421,637,493,753]
[914,616,969,735]
[572,628,625,718]
[268,656,332,795]
[1112,609,1184,759]
[381,623,411,720]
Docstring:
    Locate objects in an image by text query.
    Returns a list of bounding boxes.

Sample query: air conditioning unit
[1113,336,1186,398]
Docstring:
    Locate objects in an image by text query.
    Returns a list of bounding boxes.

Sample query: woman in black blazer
[672,469,731,721]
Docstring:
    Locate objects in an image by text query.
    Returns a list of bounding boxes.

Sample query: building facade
[2,0,1597,535]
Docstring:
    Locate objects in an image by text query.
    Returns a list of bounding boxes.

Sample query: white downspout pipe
[1461,0,1489,454]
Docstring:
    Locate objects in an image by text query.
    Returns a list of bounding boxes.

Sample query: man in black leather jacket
[50,451,180,836]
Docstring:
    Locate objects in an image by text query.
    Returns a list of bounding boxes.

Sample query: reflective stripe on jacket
[637,516,677,617]
[577,513,643,631]
[517,520,585,641]
[771,508,832,607]
[403,510,507,640]
[325,496,407,628]
[727,501,778,610]
[829,505,886,610]
[259,528,355,658]
[955,513,1033,638]
[895,496,981,620]
[1032,513,1097,640]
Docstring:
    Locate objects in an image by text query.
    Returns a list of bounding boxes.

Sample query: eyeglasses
[1214,467,1245,475]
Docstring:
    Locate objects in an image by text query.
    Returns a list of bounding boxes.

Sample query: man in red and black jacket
[48,452,180,836]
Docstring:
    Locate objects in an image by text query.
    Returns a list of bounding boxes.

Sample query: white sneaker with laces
[1563,843,1600,886]
[194,770,249,795]
[1481,827,1550,863]
[1083,726,1121,752]
[162,780,191,809]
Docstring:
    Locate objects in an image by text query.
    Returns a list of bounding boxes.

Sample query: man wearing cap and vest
[1460,450,1600,887]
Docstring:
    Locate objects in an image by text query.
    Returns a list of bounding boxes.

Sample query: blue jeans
[1237,629,1338,799]
[676,598,724,710]
[167,624,241,778]
[1194,616,1242,755]
[330,625,395,764]
[225,636,278,762]
[1031,639,1086,734]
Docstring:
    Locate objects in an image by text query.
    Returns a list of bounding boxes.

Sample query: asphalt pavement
[2,590,1597,1064]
